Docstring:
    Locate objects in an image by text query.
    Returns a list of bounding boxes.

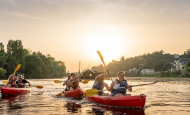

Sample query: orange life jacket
[70,79,79,90]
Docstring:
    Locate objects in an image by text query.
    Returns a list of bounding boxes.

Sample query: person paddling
[66,73,82,91]
[6,74,17,88]
[110,71,132,97]
[92,73,110,96]
[63,73,71,91]
[16,75,31,88]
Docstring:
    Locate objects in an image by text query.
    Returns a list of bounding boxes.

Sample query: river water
[0,77,190,115]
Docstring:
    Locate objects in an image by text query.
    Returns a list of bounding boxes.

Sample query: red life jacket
[8,81,17,87]
[70,79,79,90]
[18,80,25,88]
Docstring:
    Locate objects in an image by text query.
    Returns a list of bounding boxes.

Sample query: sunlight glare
[84,28,132,62]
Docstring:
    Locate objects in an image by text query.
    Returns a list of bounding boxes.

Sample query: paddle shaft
[68,76,81,88]
[97,50,113,81]
[130,82,157,87]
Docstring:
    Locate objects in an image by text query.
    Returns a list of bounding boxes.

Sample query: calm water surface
[0,77,190,115]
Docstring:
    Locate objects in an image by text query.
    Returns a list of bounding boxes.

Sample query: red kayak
[1,87,31,95]
[62,89,84,98]
[86,94,146,108]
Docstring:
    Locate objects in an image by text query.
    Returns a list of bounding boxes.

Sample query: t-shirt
[16,79,28,84]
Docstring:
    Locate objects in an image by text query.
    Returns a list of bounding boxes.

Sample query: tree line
[0,40,66,79]
[91,50,190,77]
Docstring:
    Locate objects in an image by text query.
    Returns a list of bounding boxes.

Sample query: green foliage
[91,64,106,72]
[186,67,190,73]
[4,54,18,76]
[0,40,66,79]
[0,67,7,78]
[126,70,137,77]
[24,54,44,78]
[165,71,171,76]
[6,40,25,73]
[53,61,66,77]
[170,71,181,77]
[186,61,190,67]
[91,50,175,77]
[159,71,166,77]
[139,73,159,77]
[184,73,190,77]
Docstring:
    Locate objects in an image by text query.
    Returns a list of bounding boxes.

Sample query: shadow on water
[0,94,27,113]
[64,102,82,113]
[91,105,145,115]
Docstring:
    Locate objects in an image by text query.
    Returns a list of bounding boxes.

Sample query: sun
[83,27,130,62]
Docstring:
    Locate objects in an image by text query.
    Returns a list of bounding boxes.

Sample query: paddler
[16,75,31,88]
[109,71,132,97]
[5,74,17,88]
[66,73,82,91]
[92,73,110,96]
[63,73,71,91]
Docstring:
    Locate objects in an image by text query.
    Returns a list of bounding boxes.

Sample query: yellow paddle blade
[82,80,89,84]
[56,93,62,96]
[97,50,105,65]
[14,64,21,73]
[36,85,43,89]
[86,89,101,96]
[54,80,62,83]
[2,80,8,84]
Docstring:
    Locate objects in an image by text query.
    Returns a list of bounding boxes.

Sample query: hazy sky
[0,0,190,72]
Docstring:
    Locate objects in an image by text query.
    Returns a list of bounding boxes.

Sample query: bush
[185,73,190,77]
[165,71,171,76]
[160,71,165,77]
[127,70,137,77]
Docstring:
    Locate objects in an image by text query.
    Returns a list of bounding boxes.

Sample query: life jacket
[111,79,127,95]
[92,79,104,90]
[17,80,25,88]
[8,81,17,87]
[70,79,79,90]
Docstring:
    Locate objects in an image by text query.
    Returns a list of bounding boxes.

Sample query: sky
[0,0,190,72]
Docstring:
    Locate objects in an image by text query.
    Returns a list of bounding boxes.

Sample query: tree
[0,67,7,78]
[120,56,125,61]
[24,54,44,78]
[4,54,18,77]
[6,40,25,72]
[53,61,66,77]
[0,42,6,68]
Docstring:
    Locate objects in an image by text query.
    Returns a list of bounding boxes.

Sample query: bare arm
[66,80,70,89]
[104,83,110,91]
[108,82,114,91]
[27,81,31,86]
[127,83,132,92]
[63,79,68,86]
[77,77,82,82]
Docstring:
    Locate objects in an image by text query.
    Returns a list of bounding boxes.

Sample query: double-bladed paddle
[97,50,113,81]
[85,81,158,96]
[54,80,89,84]
[2,64,43,89]
[56,76,81,96]
[2,64,21,85]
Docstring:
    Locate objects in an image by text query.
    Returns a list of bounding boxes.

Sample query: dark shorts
[98,91,103,95]
[110,93,126,96]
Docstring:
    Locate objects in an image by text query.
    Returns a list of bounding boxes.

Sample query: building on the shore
[171,65,176,72]
[175,58,190,71]
[170,58,190,75]
[80,69,103,79]
[140,69,155,74]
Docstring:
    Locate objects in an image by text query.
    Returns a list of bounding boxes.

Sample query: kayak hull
[86,94,146,108]
[1,87,31,95]
[62,89,84,98]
